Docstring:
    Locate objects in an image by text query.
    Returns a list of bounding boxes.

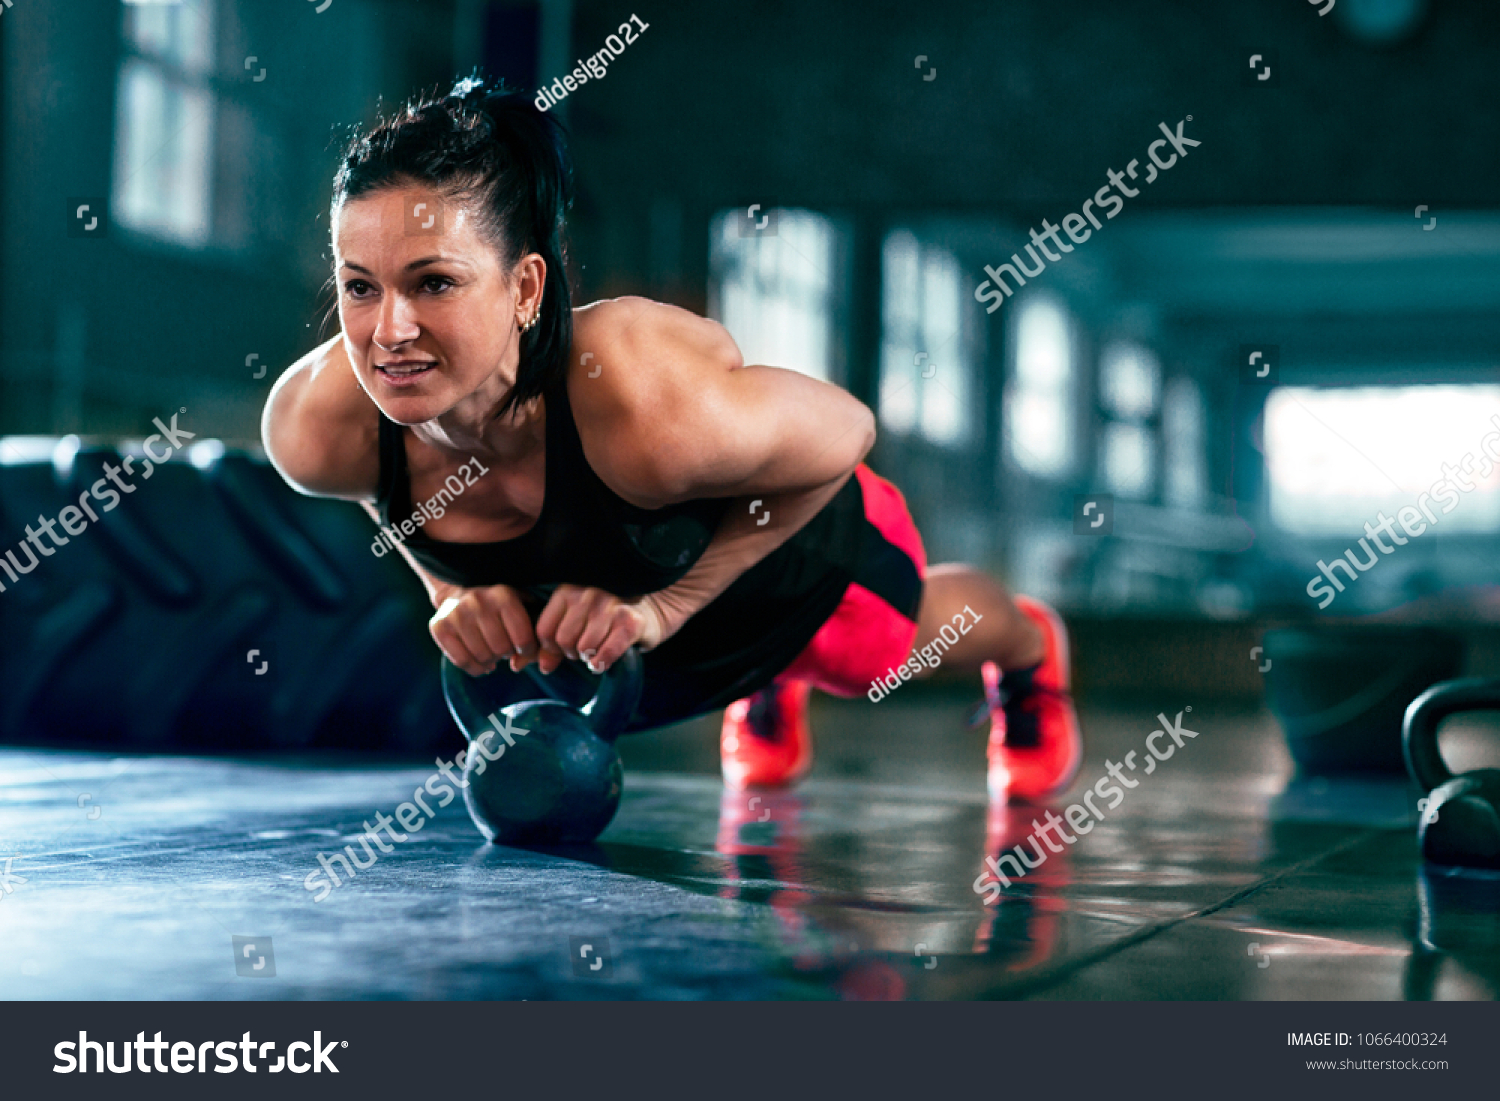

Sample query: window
[1162,377,1207,508]
[1098,341,1160,500]
[1265,384,1500,535]
[708,209,838,382]
[1006,294,1073,477]
[1101,422,1153,499]
[878,231,973,445]
[114,0,216,246]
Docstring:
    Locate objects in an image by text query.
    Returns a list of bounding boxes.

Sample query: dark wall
[564,0,1500,303]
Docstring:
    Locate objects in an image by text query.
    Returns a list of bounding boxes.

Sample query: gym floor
[1,685,1495,1001]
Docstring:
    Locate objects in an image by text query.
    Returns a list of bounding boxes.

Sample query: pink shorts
[773,465,927,697]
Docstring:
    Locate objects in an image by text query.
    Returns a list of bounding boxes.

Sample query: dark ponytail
[332,75,574,417]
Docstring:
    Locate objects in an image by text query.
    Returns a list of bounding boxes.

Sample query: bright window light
[114,59,213,245]
[709,209,836,382]
[1006,295,1072,477]
[113,0,215,246]
[125,0,212,74]
[880,231,920,435]
[1099,342,1159,419]
[1103,421,1153,499]
[877,231,972,445]
[1163,377,1207,508]
[1265,384,1500,535]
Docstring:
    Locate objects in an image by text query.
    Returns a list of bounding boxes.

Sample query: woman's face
[333,184,543,426]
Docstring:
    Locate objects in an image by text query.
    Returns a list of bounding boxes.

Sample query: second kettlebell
[1402,677,1500,870]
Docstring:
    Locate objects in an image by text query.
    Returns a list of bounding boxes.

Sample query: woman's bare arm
[536,298,876,669]
[260,334,380,500]
[571,297,874,507]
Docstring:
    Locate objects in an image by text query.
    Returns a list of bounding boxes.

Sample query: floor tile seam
[974,827,1389,1000]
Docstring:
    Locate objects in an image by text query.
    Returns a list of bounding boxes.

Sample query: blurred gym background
[3,0,1500,751]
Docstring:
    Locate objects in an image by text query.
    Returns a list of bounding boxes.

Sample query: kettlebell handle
[581,646,643,741]
[441,657,497,741]
[441,647,644,744]
[1402,677,1500,793]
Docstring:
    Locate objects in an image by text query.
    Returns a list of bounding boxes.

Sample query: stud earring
[519,309,539,334]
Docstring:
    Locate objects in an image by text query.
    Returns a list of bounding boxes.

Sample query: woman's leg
[906,564,1083,802]
[908,564,1045,676]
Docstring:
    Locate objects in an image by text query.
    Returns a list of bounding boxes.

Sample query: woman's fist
[427,581,539,677]
[533,585,667,674]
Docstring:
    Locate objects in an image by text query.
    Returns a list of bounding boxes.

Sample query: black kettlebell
[1402,677,1500,870]
[441,648,643,845]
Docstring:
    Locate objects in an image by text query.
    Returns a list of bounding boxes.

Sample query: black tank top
[375,374,891,729]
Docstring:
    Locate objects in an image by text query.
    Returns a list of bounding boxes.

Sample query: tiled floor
[0,687,1494,1000]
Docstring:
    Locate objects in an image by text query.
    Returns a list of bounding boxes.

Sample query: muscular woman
[261,78,1081,802]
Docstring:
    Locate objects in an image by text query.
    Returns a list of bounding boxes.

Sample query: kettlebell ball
[441,648,644,845]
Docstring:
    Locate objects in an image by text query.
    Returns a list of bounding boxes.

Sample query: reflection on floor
[0,686,1495,1000]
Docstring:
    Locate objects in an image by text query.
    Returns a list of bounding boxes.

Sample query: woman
[261,77,1081,801]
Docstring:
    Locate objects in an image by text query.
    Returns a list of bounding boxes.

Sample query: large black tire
[0,436,459,755]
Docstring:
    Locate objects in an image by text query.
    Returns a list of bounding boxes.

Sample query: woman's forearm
[642,468,857,643]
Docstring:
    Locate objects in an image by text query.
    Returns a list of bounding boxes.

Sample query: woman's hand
[428,580,540,677]
[531,585,669,675]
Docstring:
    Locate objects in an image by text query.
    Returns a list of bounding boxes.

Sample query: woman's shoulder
[572,296,743,378]
[261,335,382,500]
[566,297,743,508]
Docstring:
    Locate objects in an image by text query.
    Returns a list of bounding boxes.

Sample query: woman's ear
[513,253,546,320]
